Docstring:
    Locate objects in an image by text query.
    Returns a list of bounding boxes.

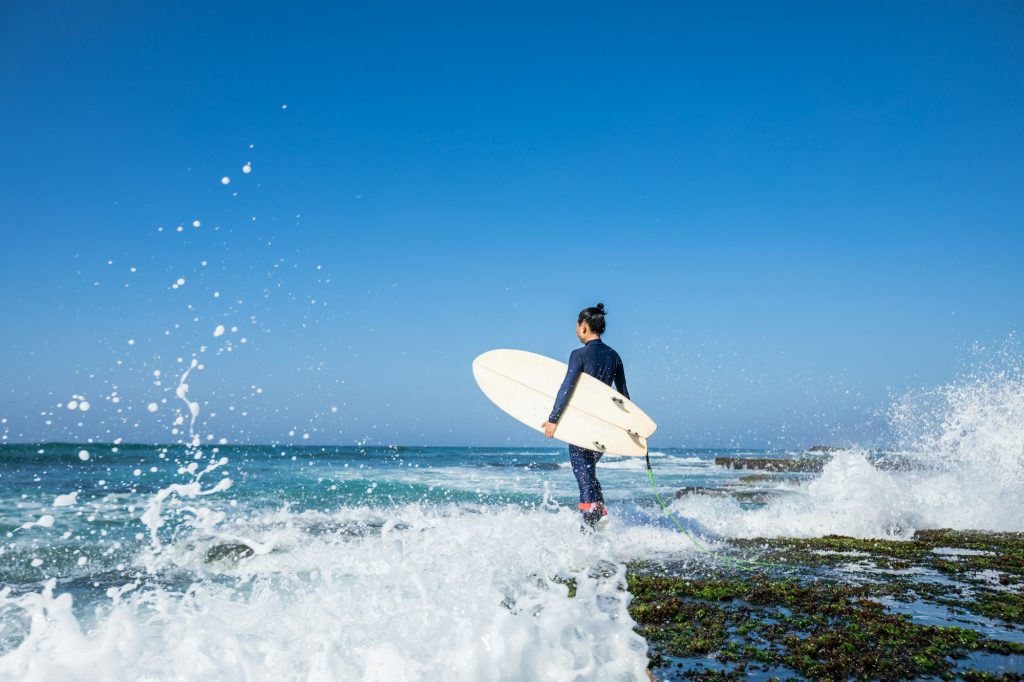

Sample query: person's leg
[592,452,604,504]
[590,450,607,527]
[569,445,597,503]
[569,445,604,528]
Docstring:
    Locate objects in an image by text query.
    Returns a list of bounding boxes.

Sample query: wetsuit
[548,339,628,525]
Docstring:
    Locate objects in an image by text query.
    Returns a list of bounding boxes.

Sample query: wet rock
[629,529,1024,681]
[868,452,926,471]
[738,473,778,484]
[714,456,826,472]
[675,486,788,505]
[675,485,732,498]
[204,543,255,563]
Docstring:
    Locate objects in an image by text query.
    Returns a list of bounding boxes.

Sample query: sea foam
[673,363,1024,538]
[0,505,652,681]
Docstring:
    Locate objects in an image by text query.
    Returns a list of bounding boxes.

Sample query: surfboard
[472,349,657,457]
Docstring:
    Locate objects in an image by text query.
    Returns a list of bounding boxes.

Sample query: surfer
[541,303,629,529]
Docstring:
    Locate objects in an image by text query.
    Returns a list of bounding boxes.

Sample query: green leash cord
[644,453,784,571]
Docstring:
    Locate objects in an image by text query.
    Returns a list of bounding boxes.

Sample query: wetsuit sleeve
[548,351,584,423]
[614,359,629,400]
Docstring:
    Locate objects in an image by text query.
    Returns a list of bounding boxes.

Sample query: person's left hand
[541,421,557,438]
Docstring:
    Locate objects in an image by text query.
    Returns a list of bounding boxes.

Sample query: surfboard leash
[643,452,785,570]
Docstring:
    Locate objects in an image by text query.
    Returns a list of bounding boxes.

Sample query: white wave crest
[675,362,1024,539]
[0,505,654,681]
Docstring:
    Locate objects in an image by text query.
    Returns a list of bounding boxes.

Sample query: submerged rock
[675,486,787,505]
[204,543,255,563]
[718,451,932,474]
[674,485,732,498]
[738,473,778,484]
[714,456,827,472]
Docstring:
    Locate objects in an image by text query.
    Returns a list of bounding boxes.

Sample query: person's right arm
[541,350,584,435]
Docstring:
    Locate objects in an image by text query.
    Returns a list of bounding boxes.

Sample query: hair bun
[596,303,605,313]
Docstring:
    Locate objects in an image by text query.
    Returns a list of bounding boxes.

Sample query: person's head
[576,303,606,342]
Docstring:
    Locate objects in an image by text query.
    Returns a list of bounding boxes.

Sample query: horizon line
[0,440,843,452]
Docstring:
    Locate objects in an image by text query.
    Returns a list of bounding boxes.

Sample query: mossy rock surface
[628,528,1024,681]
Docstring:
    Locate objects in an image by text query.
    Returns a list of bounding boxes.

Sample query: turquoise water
[0,443,769,586]
[1,442,783,680]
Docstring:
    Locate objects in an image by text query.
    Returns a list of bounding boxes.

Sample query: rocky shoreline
[627,530,1024,681]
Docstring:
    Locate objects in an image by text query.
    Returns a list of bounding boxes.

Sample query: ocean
[1,352,1022,681]
[2,382,1023,681]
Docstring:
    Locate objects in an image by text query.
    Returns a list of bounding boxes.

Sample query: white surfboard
[472,349,657,457]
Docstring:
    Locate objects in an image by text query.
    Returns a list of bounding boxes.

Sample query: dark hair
[578,303,607,335]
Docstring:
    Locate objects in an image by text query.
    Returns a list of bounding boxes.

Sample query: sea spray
[889,348,1024,487]
[173,358,202,449]
[0,504,652,681]
[673,358,1024,538]
[138,457,232,548]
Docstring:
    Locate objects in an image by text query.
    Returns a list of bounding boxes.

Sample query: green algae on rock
[629,529,1024,680]
[728,529,1024,627]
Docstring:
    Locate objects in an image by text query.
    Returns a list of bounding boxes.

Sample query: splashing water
[174,358,202,448]
[674,358,1024,538]
[0,437,698,681]
[0,500,660,681]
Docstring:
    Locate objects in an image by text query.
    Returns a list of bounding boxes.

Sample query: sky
[1,1,1022,448]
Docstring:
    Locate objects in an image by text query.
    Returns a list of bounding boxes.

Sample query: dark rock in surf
[675,486,788,504]
[738,473,778,484]
[204,543,255,563]
[714,456,826,473]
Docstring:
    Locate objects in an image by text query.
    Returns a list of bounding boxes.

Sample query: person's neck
[581,334,601,344]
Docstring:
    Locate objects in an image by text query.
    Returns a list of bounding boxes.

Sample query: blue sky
[1,2,1022,448]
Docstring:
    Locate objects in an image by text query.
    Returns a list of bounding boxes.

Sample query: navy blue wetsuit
[548,339,629,513]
